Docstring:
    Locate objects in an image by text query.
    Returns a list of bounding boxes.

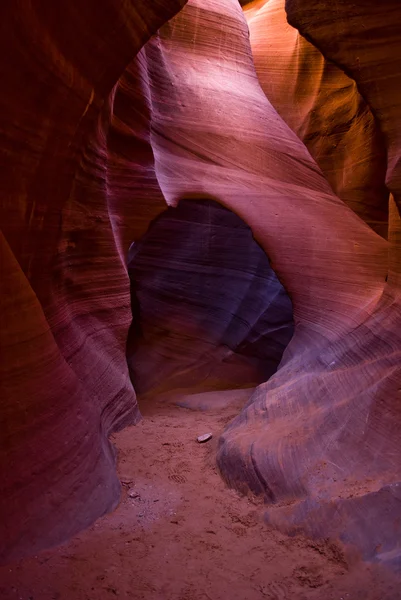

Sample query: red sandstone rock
[244,0,389,237]
[143,0,400,568]
[285,0,401,290]
[0,0,186,563]
[0,0,400,570]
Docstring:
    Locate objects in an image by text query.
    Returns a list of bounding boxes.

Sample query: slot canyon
[0,0,400,597]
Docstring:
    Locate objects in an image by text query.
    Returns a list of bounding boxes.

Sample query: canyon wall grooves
[1,0,400,567]
[0,0,186,563]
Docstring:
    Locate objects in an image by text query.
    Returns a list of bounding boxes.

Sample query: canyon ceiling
[0,0,400,569]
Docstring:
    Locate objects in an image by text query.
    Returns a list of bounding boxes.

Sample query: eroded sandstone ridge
[142,0,400,568]
[1,0,400,568]
[0,0,186,562]
[244,0,389,237]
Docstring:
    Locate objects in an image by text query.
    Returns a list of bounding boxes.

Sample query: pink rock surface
[143,0,400,567]
[244,0,389,237]
[0,0,186,562]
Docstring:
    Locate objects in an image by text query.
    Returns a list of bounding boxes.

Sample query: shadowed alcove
[126,198,294,401]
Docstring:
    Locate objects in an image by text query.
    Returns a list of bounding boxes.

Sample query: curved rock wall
[244,0,389,237]
[285,0,401,213]
[147,0,387,336]
[285,0,401,287]
[0,0,186,563]
[143,0,400,567]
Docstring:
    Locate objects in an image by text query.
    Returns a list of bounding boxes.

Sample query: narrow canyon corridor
[1,391,400,600]
[1,0,401,596]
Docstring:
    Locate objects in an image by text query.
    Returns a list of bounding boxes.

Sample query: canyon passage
[1,0,401,597]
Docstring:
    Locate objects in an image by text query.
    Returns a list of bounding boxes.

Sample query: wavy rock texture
[285,0,401,213]
[0,0,186,563]
[285,0,401,287]
[141,0,400,568]
[243,0,389,237]
[127,199,294,395]
[1,0,400,570]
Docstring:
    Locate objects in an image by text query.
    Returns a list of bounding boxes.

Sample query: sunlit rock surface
[286,0,401,218]
[244,0,389,237]
[0,0,400,569]
[145,0,400,569]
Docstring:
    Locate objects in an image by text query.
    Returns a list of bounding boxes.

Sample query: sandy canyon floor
[1,389,400,600]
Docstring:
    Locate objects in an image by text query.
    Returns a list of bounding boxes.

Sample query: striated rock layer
[0,0,187,563]
[0,0,400,568]
[286,0,401,219]
[243,0,389,238]
[143,0,400,568]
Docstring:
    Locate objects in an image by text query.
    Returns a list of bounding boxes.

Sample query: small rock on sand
[120,476,134,485]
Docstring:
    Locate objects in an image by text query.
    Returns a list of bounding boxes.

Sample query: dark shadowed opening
[126,198,294,407]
